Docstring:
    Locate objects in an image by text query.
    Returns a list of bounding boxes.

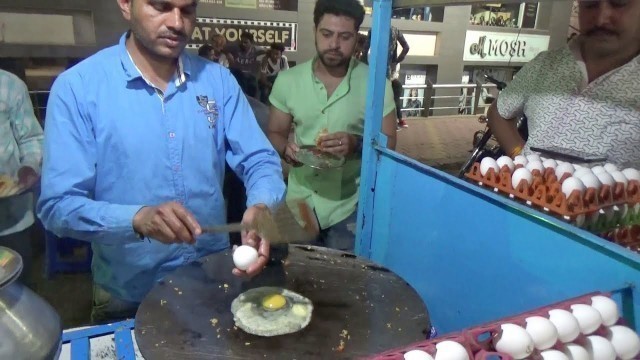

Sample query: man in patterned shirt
[488,0,640,167]
[0,69,43,286]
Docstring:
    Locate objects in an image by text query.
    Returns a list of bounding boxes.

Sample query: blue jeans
[316,210,358,252]
[91,284,139,325]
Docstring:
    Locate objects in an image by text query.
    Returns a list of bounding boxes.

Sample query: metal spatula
[202,200,318,245]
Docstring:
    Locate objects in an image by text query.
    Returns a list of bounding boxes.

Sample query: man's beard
[317,49,350,69]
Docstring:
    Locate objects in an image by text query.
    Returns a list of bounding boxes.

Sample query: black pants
[0,226,34,287]
[391,79,403,121]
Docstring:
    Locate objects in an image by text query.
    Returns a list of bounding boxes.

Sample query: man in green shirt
[267,0,397,252]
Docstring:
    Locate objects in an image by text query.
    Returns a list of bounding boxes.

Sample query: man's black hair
[313,0,365,30]
[198,44,214,57]
[240,32,255,43]
[270,43,285,52]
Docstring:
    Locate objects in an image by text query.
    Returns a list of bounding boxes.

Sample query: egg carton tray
[464,163,640,232]
[366,291,629,360]
[601,224,640,253]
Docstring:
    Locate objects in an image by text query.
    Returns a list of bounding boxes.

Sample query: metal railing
[29,90,49,123]
[30,82,498,122]
[399,81,499,118]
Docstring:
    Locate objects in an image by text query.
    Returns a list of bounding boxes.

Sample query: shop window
[362,1,444,22]
[391,7,444,22]
[469,3,538,29]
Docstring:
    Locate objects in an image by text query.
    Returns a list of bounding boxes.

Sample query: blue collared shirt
[37,34,285,302]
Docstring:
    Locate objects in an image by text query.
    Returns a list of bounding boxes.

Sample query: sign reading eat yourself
[188,18,298,51]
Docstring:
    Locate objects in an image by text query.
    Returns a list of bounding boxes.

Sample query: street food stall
[2,0,640,359]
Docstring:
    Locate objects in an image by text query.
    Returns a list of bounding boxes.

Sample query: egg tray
[601,224,640,254]
[464,162,640,231]
[365,291,625,360]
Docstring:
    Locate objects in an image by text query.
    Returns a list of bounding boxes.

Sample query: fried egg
[231,286,313,337]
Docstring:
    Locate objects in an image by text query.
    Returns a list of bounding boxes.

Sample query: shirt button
[169,132,176,138]
[174,165,180,171]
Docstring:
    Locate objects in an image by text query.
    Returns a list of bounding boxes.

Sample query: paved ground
[396,115,485,174]
[26,115,484,329]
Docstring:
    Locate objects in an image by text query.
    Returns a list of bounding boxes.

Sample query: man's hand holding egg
[232,204,271,277]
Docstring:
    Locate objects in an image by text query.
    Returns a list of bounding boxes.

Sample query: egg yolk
[262,294,286,311]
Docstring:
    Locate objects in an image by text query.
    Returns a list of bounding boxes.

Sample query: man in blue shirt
[37,0,286,324]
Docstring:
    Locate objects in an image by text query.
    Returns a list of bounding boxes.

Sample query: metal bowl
[0,247,62,360]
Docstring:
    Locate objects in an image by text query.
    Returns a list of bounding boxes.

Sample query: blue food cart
[60,0,640,358]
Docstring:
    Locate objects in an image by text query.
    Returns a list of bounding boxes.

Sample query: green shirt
[269,58,395,229]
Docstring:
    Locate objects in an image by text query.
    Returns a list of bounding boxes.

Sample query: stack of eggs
[476,155,640,233]
[398,295,640,360]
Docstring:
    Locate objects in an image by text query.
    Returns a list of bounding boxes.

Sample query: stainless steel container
[0,246,62,359]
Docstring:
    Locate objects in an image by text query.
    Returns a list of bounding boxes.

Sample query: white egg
[548,309,581,343]
[480,157,500,176]
[525,316,559,350]
[555,163,575,180]
[493,323,535,359]
[570,304,603,334]
[561,177,586,198]
[232,245,259,271]
[590,295,619,326]
[526,154,542,163]
[573,167,593,179]
[434,340,469,360]
[610,171,629,188]
[496,156,516,172]
[562,343,590,360]
[513,155,528,167]
[512,168,533,190]
[595,172,615,188]
[579,173,602,190]
[404,349,435,360]
[540,349,569,360]
[622,168,640,182]
[606,325,640,360]
[591,165,606,174]
[542,159,558,170]
[604,163,619,173]
[526,160,545,174]
[585,335,616,360]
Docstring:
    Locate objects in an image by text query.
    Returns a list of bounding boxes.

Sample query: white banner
[463,30,549,63]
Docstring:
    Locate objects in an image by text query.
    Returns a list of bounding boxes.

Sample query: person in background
[38,0,285,324]
[363,23,409,128]
[267,0,397,252]
[488,0,640,167]
[0,69,43,288]
[229,32,265,98]
[353,33,367,61]
[259,43,289,104]
[404,88,422,118]
[210,34,233,68]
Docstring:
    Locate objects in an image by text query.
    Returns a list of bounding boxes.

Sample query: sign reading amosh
[463,30,549,63]
[188,18,298,51]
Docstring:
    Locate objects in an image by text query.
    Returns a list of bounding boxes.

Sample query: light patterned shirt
[0,69,43,236]
[497,38,640,167]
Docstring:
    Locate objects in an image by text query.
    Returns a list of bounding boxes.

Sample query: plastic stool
[44,231,92,279]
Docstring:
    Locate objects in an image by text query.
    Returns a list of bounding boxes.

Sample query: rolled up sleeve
[222,72,286,211]
[496,52,546,120]
[10,80,43,174]
[37,73,143,244]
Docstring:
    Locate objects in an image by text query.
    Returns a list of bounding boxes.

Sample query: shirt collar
[310,56,358,83]
[118,32,191,87]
